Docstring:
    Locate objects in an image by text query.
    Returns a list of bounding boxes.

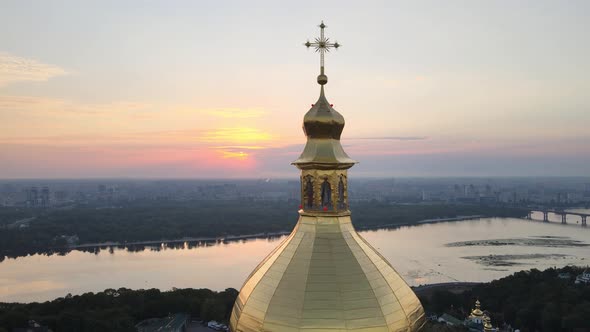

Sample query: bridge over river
[527,209,589,226]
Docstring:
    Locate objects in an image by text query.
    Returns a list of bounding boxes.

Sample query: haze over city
[1,0,589,178]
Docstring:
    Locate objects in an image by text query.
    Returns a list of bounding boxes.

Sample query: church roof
[230,215,425,331]
[469,300,484,318]
[229,21,425,332]
[292,86,356,169]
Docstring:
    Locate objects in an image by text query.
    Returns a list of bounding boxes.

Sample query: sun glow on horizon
[220,150,248,159]
[2,2,590,178]
[201,127,272,144]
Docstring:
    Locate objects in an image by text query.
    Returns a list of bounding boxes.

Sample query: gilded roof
[303,86,345,140]
[232,21,424,332]
[229,214,426,332]
[469,300,484,318]
[292,87,356,170]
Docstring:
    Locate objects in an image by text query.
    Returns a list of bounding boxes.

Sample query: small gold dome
[303,86,345,140]
[470,300,484,318]
[292,86,356,170]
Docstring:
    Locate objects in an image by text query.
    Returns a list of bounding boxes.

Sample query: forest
[0,288,237,332]
[0,200,527,258]
[1,266,588,331]
[420,266,590,331]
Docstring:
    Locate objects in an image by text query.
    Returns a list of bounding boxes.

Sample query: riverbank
[70,214,486,250]
[0,202,528,259]
[2,217,587,304]
[68,231,292,249]
[356,214,484,230]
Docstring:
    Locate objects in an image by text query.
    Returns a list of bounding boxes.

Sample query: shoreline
[356,215,484,231]
[3,281,484,305]
[70,215,486,250]
[68,231,292,249]
[0,214,516,259]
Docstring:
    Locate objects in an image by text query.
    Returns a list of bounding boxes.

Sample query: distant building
[54,190,68,203]
[575,270,590,284]
[27,187,39,207]
[438,313,463,326]
[466,300,485,326]
[41,186,50,207]
[24,186,51,207]
[465,300,497,332]
[483,315,495,332]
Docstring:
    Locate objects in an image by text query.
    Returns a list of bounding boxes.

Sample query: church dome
[230,21,425,332]
[292,86,356,170]
[229,215,426,332]
[303,86,345,140]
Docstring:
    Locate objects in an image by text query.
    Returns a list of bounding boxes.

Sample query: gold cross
[304,21,340,82]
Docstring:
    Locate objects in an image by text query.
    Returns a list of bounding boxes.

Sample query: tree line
[419,266,590,331]
[0,200,527,259]
[2,266,588,331]
[0,288,237,332]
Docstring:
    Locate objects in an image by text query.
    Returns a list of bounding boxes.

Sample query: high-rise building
[229,22,425,332]
[27,186,39,207]
[41,186,50,207]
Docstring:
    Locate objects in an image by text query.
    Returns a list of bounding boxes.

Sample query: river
[1,213,589,303]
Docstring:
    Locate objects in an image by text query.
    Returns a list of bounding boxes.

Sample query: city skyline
[1,0,590,178]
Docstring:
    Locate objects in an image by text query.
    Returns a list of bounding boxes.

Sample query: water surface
[1,215,589,303]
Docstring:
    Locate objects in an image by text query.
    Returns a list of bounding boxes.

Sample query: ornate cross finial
[304,21,340,85]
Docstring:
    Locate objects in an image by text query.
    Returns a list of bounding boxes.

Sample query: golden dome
[292,86,356,170]
[303,86,344,140]
[229,21,425,332]
[483,315,493,332]
[229,214,426,332]
[470,300,484,318]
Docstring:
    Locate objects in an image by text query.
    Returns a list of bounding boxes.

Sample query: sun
[220,150,249,160]
[202,127,272,145]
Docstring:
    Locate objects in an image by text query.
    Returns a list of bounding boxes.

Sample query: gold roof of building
[229,21,425,332]
[469,300,484,318]
[292,86,356,170]
[483,315,493,332]
[230,214,425,332]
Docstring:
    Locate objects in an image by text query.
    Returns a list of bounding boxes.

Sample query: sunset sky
[1,0,589,178]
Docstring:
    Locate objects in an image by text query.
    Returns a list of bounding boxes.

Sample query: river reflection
[1,216,589,303]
